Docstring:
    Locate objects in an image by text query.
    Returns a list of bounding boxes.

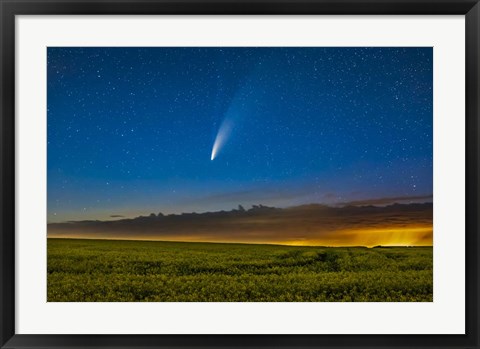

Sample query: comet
[210,74,253,161]
[211,118,234,161]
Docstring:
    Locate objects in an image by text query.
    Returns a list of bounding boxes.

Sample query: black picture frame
[1,0,479,348]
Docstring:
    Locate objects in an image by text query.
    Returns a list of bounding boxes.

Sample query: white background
[16,16,465,334]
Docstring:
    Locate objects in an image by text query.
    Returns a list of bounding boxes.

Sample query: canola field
[47,238,433,302]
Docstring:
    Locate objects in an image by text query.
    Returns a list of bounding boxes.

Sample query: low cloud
[339,194,433,207]
[48,202,433,247]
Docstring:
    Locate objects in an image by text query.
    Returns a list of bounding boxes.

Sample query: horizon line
[46,236,433,248]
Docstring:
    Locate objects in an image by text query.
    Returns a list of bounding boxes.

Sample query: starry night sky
[47,47,432,222]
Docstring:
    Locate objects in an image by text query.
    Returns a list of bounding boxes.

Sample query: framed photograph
[1,0,479,348]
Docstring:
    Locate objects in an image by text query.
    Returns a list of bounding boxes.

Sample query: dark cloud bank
[48,201,433,247]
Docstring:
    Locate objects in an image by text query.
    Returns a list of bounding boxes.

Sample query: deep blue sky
[47,47,432,222]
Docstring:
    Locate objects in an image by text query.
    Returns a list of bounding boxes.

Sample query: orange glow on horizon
[278,225,433,247]
[48,224,433,247]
